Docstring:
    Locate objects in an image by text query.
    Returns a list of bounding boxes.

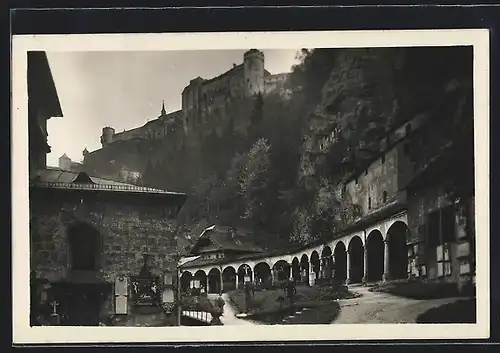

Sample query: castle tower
[100,126,115,147]
[243,49,265,97]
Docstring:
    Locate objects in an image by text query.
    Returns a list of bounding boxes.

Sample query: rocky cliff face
[292,46,473,245]
[83,97,257,193]
[302,46,473,183]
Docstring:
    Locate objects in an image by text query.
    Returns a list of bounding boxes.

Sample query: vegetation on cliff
[138,47,473,253]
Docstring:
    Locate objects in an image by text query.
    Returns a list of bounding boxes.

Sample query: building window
[368,197,372,209]
[383,191,388,203]
[381,154,385,164]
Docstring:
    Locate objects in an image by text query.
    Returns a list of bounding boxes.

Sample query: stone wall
[344,147,400,217]
[30,187,181,283]
[406,182,475,290]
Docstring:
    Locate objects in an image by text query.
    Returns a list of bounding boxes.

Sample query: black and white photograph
[12,30,490,343]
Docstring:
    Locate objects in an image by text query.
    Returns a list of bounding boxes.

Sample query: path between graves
[332,285,467,324]
[219,293,258,325]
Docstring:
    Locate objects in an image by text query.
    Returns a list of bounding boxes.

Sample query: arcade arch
[291,257,301,282]
[222,266,237,292]
[366,230,384,282]
[348,236,364,284]
[180,271,192,292]
[310,251,320,284]
[387,221,409,280]
[207,268,222,294]
[334,242,347,282]
[237,264,253,288]
[300,254,310,285]
[254,262,271,287]
[273,260,291,282]
[321,246,333,280]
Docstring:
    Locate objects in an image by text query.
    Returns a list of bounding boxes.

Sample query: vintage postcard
[11,29,490,344]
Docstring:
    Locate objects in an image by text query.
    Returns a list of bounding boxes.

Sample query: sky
[45,49,301,167]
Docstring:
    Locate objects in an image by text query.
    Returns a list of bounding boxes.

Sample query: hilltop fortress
[82,49,291,188]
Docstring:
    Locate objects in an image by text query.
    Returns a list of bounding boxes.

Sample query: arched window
[67,223,101,271]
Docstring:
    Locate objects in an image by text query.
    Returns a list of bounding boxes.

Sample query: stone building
[27,52,188,326]
[97,49,290,149]
[179,225,265,293]
[28,51,63,178]
[405,138,475,293]
[58,153,83,172]
[83,50,291,185]
[30,168,186,326]
[176,111,475,295]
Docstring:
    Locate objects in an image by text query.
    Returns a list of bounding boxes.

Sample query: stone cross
[51,300,59,315]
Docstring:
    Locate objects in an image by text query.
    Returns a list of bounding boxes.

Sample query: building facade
[30,168,187,326]
[28,51,63,178]
[58,153,84,172]
[178,111,476,295]
[97,49,290,149]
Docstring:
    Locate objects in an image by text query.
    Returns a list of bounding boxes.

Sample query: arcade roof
[188,225,264,256]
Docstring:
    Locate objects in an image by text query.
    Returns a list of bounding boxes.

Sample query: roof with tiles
[188,225,264,256]
[31,167,185,196]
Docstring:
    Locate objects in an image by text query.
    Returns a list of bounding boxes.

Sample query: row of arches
[181,221,409,292]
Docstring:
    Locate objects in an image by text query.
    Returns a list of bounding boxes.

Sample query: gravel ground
[332,285,474,324]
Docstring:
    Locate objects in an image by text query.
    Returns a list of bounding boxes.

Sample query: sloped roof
[179,243,309,270]
[28,51,63,119]
[189,225,264,256]
[32,167,185,196]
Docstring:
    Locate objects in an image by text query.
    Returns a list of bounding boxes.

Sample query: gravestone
[130,254,161,307]
[115,275,129,315]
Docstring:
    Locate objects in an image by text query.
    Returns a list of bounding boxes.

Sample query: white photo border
[11,29,490,344]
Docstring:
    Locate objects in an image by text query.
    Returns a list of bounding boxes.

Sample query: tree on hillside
[239,138,273,222]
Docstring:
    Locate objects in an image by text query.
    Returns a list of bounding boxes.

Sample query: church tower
[161,100,166,116]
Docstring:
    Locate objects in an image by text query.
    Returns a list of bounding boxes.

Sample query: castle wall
[87,50,290,189]
[264,73,289,94]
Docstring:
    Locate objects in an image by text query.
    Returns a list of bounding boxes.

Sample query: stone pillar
[346,250,351,284]
[383,239,390,282]
[236,273,240,289]
[219,270,224,294]
[309,262,315,286]
[288,263,293,280]
[363,245,368,283]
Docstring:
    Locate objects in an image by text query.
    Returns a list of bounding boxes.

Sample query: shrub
[215,296,226,310]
